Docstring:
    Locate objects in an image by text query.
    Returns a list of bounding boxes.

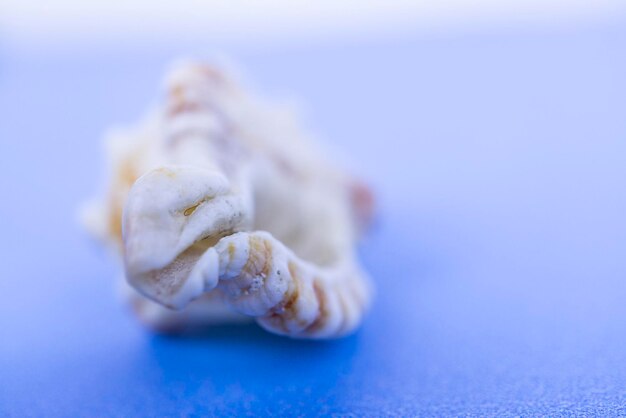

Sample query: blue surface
[2,22,626,416]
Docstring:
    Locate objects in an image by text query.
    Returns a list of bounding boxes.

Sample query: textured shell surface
[84,61,374,339]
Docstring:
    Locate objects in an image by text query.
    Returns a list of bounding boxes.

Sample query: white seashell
[84,61,375,338]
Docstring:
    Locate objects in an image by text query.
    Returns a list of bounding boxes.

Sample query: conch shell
[83,62,374,338]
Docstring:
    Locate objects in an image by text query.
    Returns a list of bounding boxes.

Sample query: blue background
[1,21,626,416]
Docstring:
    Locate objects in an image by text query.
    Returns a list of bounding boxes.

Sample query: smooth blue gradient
[1,22,626,416]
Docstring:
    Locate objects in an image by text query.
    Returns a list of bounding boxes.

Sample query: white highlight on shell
[84,61,375,338]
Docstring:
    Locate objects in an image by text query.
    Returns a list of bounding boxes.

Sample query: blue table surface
[1,21,626,416]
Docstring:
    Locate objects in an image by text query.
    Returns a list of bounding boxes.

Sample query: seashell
[83,61,374,338]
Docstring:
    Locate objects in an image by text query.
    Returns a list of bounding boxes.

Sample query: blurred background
[2,1,626,416]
